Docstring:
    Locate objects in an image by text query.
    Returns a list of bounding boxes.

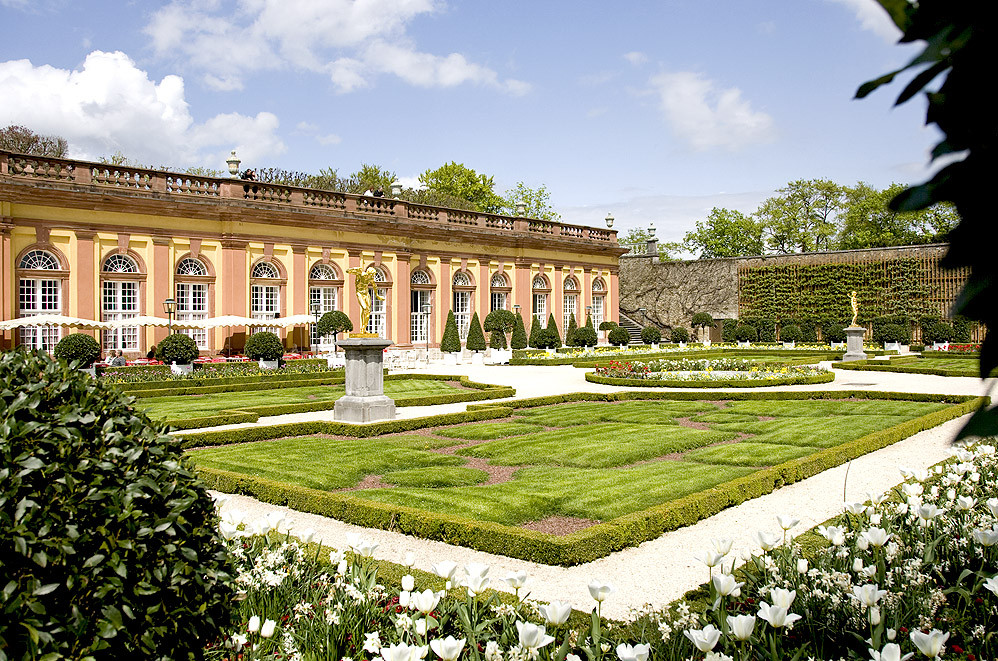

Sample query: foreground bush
[640,325,662,344]
[53,332,101,368]
[245,331,285,361]
[0,348,236,659]
[608,326,630,347]
[157,332,200,365]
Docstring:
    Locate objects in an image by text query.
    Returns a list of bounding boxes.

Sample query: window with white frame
[410,270,431,286]
[563,276,579,327]
[309,263,339,345]
[410,290,431,343]
[532,275,548,327]
[592,279,606,331]
[452,272,472,339]
[490,272,509,312]
[366,267,388,338]
[101,254,139,351]
[18,249,62,350]
[176,258,209,349]
[251,261,280,335]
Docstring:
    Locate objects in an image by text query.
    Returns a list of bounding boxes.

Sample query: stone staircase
[617,312,645,345]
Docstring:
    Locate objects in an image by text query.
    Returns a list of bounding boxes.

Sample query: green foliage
[483,309,515,333]
[156,332,199,365]
[670,326,690,343]
[418,162,505,213]
[574,324,598,347]
[877,323,909,345]
[823,323,847,343]
[0,124,69,157]
[924,321,954,344]
[440,310,462,353]
[501,181,560,220]
[721,319,738,342]
[244,331,285,361]
[316,310,353,338]
[489,328,507,349]
[608,326,630,346]
[640,325,662,344]
[735,324,758,342]
[780,324,802,343]
[565,313,579,346]
[0,349,235,658]
[691,312,715,341]
[527,314,543,348]
[53,332,101,368]
[683,207,765,258]
[544,313,562,349]
[838,182,959,248]
[465,312,487,352]
[953,315,973,343]
[757,179,844,253]
[510,311,528,349]
[598,320,618,331]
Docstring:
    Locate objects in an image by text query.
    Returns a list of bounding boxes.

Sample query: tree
[484,309,516,350]
[527,315,543,348]
[564,313,578,346]
[502,182,560,220]
[440,311,461,353]
[691,312,715,341]
[317,311,353,341]
[858,1,996,438]
[544,313,562,349]
[837,182,959,249]
[756,179,844,254]
[574,315,598,347]
[683,207,765,258]
[465,312,486,352]
[0,125,68,157]
[418,162,505,213]
[510,311,528,349]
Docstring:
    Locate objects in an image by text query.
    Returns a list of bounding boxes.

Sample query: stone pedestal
[842,326,868,362]
[333,337,396,423]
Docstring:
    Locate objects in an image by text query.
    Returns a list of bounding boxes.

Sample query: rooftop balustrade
[1,150,619,246]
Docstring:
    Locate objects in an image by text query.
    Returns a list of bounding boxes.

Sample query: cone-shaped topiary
[466,312,487,351]
[316,310,353,339]
[156,333,199,365]
[0,348,236,659]
[585,314,594,330]
[528,314,542,348]
[608,326,630,346]
[440,310,462,353]
[671,326,690,343]
[489,328,507,349]
[640,325,661,344]
[245,331,285,361]
[53,332,101,368]
[545,313,562,349]
[565,313,579,346]
[511,312,528,349]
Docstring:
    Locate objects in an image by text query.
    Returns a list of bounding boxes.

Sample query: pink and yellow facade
[1,150,623,355]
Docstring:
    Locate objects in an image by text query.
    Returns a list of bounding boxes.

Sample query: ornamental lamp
[605,213,614,229]
[225,151,241,177]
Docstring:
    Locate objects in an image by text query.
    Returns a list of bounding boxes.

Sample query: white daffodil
[538,601,572,626]
[726,614,756,641]
[364,632,382,654]
[430,636,466,661]
[615,642,651,661]
[909,629,949,658]
[684,624,721,652]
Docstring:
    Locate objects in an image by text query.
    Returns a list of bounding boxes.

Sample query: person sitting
[147,344,157,359]
[110,350,127,367]
[373,186,385,197]
[241,168,257,181]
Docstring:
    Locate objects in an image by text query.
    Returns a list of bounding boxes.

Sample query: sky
[0,0,940,244]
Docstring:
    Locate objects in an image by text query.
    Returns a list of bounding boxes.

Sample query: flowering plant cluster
[594,360,652,379]
[595,358,828,383]
[205,442,998,660]
[99,359,335,384]
[939,344,982,354]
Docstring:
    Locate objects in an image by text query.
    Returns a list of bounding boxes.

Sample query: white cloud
[316,133,342,146]
[827,0,901,43]
[395,174,423,190]
[0,51,285,168]
[649,70,775,151]
[623,51,647,66]
[145,0,529,95]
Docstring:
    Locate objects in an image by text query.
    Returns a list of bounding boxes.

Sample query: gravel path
[206,360,993,619]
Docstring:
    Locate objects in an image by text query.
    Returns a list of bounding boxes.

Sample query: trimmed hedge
[122,372,348,397]
[832,359,980,377]
[192,389,986,565]
[584,370,836,388]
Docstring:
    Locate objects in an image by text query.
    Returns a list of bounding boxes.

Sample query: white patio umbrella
[106,315,172,328]
[0,314,110,330]
[197,315,264,328]
[275,314,319,327]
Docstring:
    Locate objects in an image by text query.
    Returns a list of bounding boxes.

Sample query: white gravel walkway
[205,360,994,619]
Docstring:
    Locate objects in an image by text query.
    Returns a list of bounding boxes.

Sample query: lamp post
[422,303,431,351]
[163,298,176,334]
[226,151,241,177]
[311,301,322,352]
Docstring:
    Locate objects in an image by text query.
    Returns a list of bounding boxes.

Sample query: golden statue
[347,266,384,336]
[850,290,859,327]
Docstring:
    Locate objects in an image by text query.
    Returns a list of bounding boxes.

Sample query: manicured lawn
[138,379,464,419]
[188,397,943,528]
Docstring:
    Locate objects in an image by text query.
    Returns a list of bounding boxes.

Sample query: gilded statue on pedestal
[850,290,859,327]
[347,266,384,335]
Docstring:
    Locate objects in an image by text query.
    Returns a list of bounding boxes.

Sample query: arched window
[532,275,549,328]
[532,275,548,290]
[411,270,431,285]
[102,254,140,351]
[309,263,341,346]
[592,278,607,329]
[176,257,211,349]
[367,266,389,339]
[452,271,474,339]
[563,276,579,326]
[409,269,433,343]
[490,272,510,311]
[453,271,471,287]
[17,249,63,350]
[251,261,280,334]
[592,278,606,292]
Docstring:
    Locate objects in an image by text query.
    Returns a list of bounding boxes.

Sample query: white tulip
[415,618,428,636]
[712,573,743,597]
[972,528,998,546]
[909,629,949,657]
[219,521,240,540]
[777,514,800,530]
[431,560,459,582]
[298,527,317,544]
[853,584,887,608]
[756,602,802,628]
[430,636,466,661]
[260,619,276,638]
[247,615,260,633]
[987,497,998,517]
[796,558,809,574]
[698,550,725,568]
[684,624,721,652]
[588,579,616,603]
[817,525,846,546]
[403,551,417,567]
[983,576,998,595]
[381,643,426,661]
[515,621,555,652]
[615,642,651,661]
[463,574,490,596]
[917,504,945,522]
[956,496,976,511]
[401,574,415,592]
[464,562,490,579]
[411,589,441,614]
[769,587,796,609]
[726,614,756,641]
[754,531,780,551]
[862,527,891,548]
[711,537,734,555]
[503,571,528,589]
[538,601,572,626]
[869,642,914,661]
[844,502,867,515]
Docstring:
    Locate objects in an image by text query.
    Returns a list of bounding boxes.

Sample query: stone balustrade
[1,150,618,246]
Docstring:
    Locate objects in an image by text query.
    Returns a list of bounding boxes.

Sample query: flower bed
[203,440,998,660]
[589,359,834,388]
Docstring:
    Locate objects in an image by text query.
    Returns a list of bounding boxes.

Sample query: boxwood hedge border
[831,358,983,377]
[584,370,835,388]
[186,389,986,566]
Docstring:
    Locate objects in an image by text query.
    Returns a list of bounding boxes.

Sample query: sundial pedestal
[333,337,396,423]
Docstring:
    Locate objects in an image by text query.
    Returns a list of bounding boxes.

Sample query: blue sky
[0,0,937,243]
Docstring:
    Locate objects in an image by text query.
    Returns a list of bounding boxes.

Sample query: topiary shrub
[757,323,776,343]
[156,332,199,365]
[780,324,802,343]
[545,313,562,349]
[574,324,598,347]
[952,315,973,343]
[316,310,353,340]
[640,325,661,344]
[598,320,618,331]
[0,348,235,659]
[527,315,543,348]
[735,324,758,342]
[691,312,715,341]
[608,326,630,347]
[245,331,285,361]
[925,321,954,344]
[564,313,579,346]
[721,319,738,343]
[489,328,507,349]
[510,312,528,350]
[484,309,516,349]
[441,310,462,353]
[670,326,690,343]
[879,323,909,344]
[465,312,487,351]
[53,333,101,368]
[824,323,847,343]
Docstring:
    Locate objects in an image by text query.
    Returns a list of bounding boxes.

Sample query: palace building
[1,149,624,355]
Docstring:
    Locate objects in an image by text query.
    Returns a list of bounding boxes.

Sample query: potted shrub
[598,320,617,346]
[316,310,353,348]
[465,312,487,364]
[670,326,689,347]
[735,323,758,347]
[510,311,528,350]
[780,323,802,348]
[244,331,284,369]
[440,311,462,364]
[691,312,715,345]
[53,333,102,375]
[156,333,199,375]
[640,325,661,348]
[484,309,516,363]
[608,326,630,347]
[824,322,847,348]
